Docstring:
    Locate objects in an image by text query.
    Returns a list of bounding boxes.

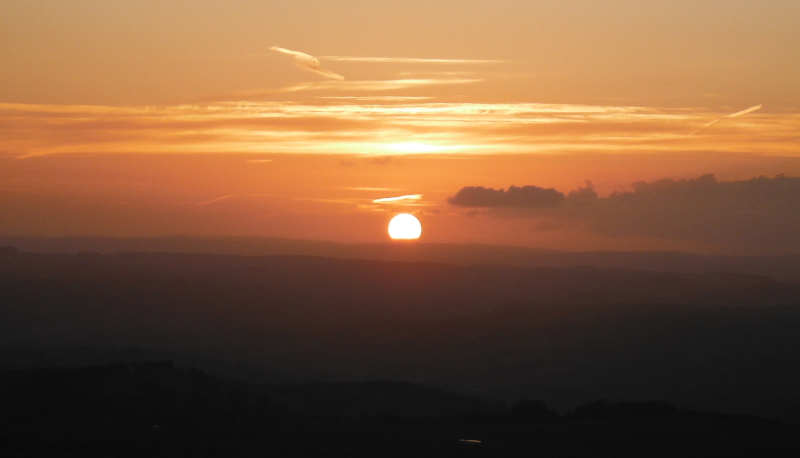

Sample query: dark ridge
[3,234,800,281]
[2,251,800,423]
[1,363,798,457]
[0,245,19,256]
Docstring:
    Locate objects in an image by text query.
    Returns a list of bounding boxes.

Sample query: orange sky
[2,1,800,254]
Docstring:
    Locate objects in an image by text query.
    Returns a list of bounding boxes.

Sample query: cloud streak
[271,46,344,81]
[372,194,422,203]
[320,56,506,64]
[201,78,480,101]
[692,104,762,135]
[1,102,796,158]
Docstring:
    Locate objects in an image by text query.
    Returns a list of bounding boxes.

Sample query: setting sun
[388,214,422,240]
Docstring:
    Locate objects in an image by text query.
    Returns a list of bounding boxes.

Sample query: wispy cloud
[201,78,480,102]
[343,187,398,192]
[320,56,506,64]
[318,96,434,101]
[692,104,762,134]
[270,46,344,81]
[288,78,481,92]
[2,102,796,158]
[372,194,422,203]
[167,194,274,206]
[197,195,236,205]
[727,104,763,118]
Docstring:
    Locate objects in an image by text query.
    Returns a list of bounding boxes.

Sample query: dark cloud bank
[447,185,566,208]
[449,174,800,248]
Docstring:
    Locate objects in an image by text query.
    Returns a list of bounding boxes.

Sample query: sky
[1,0,800,254]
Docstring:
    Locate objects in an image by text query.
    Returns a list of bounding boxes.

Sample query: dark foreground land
[2,246,800,455]
[2,362,798,458]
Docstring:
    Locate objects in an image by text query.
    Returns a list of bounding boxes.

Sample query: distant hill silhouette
[0,362,495,421]
[3,234,800,281]
[2,363,798,457]
[2,250,800,423]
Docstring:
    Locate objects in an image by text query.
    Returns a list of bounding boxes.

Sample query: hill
[3,235,800,281]
[1,249,800,421]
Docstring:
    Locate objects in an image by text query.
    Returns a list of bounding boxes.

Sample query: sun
[388,214,422,240]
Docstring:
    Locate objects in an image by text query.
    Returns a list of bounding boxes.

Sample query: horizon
[6,233,800,285]
[7,231,800,255]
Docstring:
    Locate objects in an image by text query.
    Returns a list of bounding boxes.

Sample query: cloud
[344,187,397,191]
[2,102,797,158]
[320,56,506,64]
[270,46,344,81]
[171,194,274,206]
[203,78,480,101]
[317,96,434,101]
[448,185,565,208]
[449,174,800,248]
[692,104,762,134]
[196,195,236,205]
[373,194,422,203]
[727,104,763,118]
[288,78,481,92]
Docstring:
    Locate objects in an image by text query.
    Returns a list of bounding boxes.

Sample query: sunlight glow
[388,214,422,240]
[2,102,793,159]
[385,142,459,154]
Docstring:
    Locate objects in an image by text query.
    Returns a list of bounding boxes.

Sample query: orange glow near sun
[385,142,456,154]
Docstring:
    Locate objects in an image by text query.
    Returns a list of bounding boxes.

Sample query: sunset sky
[2,1,800,254]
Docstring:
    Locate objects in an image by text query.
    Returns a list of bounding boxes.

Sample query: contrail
[270,46,344,81]
[692,104,762,135]
[320,56,505,64]
[726,104,763,118]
